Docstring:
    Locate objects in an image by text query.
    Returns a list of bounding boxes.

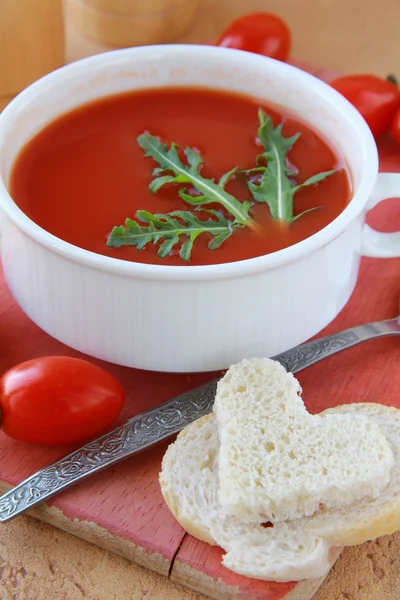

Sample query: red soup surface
[10,87,351,266]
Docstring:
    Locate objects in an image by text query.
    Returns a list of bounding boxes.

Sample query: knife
[0,315,398,522]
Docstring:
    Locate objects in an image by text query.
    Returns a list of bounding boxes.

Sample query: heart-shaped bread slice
[214,358,394,523]
[160,403,400,582]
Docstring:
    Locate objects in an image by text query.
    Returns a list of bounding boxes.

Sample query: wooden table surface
[1,1,400,599]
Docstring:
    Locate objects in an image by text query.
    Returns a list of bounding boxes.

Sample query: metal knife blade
[0,316,398,522]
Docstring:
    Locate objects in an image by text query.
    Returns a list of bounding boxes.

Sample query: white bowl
[0,45,399,372]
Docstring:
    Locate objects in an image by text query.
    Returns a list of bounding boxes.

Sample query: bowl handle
[362,172,400,257]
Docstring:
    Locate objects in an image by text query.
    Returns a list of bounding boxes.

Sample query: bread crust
[159,415,217,546]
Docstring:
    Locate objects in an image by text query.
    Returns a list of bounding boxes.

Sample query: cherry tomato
[216,13,291,62]
[0,356,125,446]
[330,74,400,138]
[390,107,400,145]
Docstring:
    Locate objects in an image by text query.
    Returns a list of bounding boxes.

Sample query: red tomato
[0,356,125,446]
[216,13,291,62]
[390,107,400,145]
[330,74,400,138]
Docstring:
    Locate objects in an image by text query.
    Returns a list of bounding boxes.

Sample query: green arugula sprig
[107,111,338,262]
[107,209,238,262]
[137,133,254,228]
[247,109,336,222]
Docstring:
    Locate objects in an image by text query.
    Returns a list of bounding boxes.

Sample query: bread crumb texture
[215,358,394,522]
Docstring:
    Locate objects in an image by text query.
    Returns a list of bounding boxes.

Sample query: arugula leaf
[108,112,336,262]
[247,109,336,222]
[106,209,239,262]
[137,133,254,227]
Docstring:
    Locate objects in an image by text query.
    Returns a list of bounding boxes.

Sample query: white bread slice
[160,415,218,547]
[214,358,393,522]
[159,403,400,582]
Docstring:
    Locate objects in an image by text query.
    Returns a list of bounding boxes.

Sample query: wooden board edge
[0,481,172,577]
[170,548,343,600]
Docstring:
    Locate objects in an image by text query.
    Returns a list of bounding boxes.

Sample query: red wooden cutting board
[0,62,399,600]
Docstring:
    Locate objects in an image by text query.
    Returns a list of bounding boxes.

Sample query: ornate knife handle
[0,380,218,521]
[274,317,399,373]
[0,316,398,522]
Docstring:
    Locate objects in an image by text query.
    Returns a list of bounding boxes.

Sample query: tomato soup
[9,87,351,266]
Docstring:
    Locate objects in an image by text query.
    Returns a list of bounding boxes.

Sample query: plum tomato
[390,106,400,145]
[216,13,291,62]
[330,74,400,138]
[0,356,125,446]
